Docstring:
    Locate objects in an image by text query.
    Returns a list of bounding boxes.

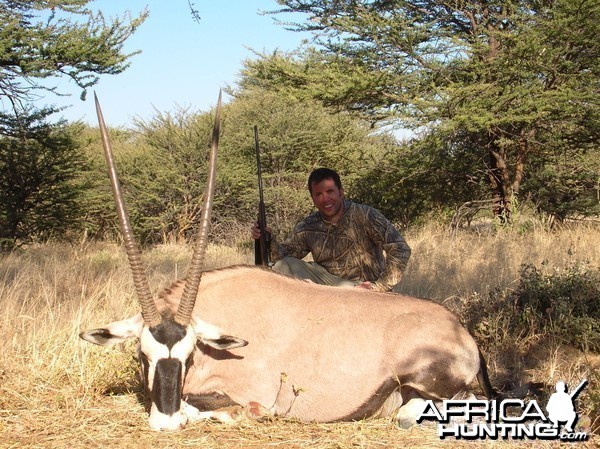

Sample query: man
[251,168,411,292]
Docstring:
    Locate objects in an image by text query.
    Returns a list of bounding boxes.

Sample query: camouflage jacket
[272,200,411,292]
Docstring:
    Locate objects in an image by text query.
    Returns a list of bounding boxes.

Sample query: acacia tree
[0,0,147,114]
[131,108,217,244]
[0,1,147,248]
[246,0,600,221]
[0,111,84,249]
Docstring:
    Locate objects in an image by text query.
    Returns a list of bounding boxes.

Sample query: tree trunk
[487,140,513,223]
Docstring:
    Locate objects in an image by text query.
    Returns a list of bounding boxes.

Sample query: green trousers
[272,256,357,287]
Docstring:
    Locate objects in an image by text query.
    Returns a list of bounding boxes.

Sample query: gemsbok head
[80,91,247,431]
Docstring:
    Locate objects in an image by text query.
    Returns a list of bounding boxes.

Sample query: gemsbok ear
[79,313,144,346]
[199,334,249,350]
[190,316,248,350]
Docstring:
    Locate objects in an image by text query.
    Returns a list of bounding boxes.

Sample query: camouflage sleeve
[270,222,311,263]
[366,208,411,292]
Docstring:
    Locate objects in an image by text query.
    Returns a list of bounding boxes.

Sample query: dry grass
[400,222,600,300]
[0,225,599,448]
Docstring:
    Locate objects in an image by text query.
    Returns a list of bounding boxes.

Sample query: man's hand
[251,222,272,240]
[355,281,373,290]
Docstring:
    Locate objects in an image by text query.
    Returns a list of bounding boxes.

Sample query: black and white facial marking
[139,320,197,431]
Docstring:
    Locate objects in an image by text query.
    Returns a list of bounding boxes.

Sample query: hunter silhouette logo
[546,380,586,433]
[416,379,589,441]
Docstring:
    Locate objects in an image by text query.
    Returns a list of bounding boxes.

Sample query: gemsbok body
[80,92,495,431]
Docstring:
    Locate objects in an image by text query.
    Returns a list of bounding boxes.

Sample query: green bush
[462,263,600,353]
[0,111,86,250]
[515,263,600,352]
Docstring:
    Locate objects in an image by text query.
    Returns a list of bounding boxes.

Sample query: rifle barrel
[254,126,270,266]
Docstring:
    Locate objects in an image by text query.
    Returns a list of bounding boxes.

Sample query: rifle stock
[254,126,271,266]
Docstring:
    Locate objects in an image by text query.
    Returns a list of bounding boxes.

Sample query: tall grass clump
[459,263,600,351]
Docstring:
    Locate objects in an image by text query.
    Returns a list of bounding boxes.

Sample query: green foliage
[71,89,395,245]
[516,264,600,352]
[352,131,490,226]
[130,109,215,244]
[460,261,600,428]
[522,149,600,223]
[239,49,396,123]
[263,0,600,222]
[464,263,600,353]
[0,109,86,249]
[73,127,117,240]
[222,88,388,236]
[0,0,148,111]
[0,1,147,247]
[1,0,596,243]
[74,110,218,245]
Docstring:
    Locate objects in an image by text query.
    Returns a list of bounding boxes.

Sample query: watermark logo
[416,379,589,441]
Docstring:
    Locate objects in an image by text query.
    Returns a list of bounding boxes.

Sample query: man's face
[310,178,345,223]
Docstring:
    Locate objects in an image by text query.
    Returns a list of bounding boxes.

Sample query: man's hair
[307,168,342,194]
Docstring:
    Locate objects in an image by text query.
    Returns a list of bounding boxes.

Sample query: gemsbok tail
[477,349,499,400]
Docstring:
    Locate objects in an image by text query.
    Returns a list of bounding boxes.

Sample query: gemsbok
[80,92,496,431]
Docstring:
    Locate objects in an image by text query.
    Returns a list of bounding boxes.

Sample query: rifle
[254,125,271,266]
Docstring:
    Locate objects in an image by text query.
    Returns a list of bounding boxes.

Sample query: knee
[272,256,300,275]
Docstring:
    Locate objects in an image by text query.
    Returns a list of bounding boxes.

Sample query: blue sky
[43,1,311,127]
